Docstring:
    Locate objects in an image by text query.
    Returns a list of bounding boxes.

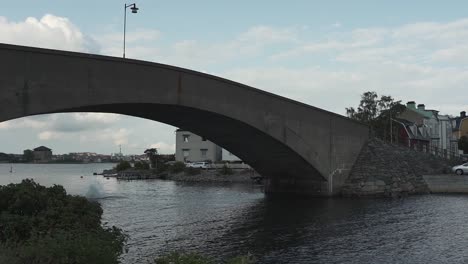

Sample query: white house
[175,129,222,163]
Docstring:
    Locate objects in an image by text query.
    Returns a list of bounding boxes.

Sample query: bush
[220,164,233,175]
[155,162,169,174]
[185,167,201,176]
[134,161,150,170]
[169,161,186,173]
[115,160,131,171]
[0,179,126,264]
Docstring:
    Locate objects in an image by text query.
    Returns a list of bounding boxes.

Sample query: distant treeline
[0,153,22,163]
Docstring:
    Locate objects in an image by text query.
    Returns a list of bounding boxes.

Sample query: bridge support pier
[264,176,329,197]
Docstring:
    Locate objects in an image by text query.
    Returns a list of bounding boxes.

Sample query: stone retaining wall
[341,138,459,197]
[423,174,468,193]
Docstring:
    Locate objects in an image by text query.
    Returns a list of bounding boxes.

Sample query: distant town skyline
[1,0,468,154]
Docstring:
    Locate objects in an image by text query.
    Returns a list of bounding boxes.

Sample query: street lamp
[123,3,139,58]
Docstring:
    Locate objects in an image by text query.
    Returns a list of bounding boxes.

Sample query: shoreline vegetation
[100,161,264,184]
[0,180,255,264]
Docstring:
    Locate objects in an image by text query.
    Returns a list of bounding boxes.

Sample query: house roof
[34,146,52,151]
[394,118,429,141]
[453,116,468,131]
[393,117,414,126]
[405,106,434,119]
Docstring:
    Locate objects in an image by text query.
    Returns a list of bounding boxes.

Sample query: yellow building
[453,111,468,139]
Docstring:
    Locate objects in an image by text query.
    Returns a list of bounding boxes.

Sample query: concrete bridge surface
[0,43,369,196]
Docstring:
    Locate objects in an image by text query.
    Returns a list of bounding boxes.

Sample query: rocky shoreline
[165,169,257,183]
[100,168,262,184]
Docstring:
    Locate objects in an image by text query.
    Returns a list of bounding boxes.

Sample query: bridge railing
[381,136,464,163]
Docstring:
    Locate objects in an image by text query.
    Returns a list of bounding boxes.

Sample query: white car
[187,162,210,169]
[452,163,468,175]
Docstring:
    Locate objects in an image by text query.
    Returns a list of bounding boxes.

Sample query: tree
[23,149,34,162]
[144,148,158,169]
[115,160,131,171]
[346,91,379,123]
[459,136,468,154]
[0,180,126,264]
[220,164,233,175]
[134,161,150,170]
[169,161,186,173]
[346,91,405,141]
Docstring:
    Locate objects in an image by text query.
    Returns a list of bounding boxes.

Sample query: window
[183,135,190,142]
[201,137,207,141]
[182,149,190,157]
[200,149,208,158]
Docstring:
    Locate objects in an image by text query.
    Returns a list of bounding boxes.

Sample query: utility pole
[390,115,393,143]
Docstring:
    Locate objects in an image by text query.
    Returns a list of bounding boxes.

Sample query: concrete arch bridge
[0,44,369,196]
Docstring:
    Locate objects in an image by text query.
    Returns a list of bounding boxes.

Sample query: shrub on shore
[185,167,201,176]
[220,164,233,175]
[115,160,132,171]
[0,179,126,264]
[134,161,150,170]
[170,161,186,173]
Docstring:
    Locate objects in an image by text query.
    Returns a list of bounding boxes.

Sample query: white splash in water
[85,180,106,199]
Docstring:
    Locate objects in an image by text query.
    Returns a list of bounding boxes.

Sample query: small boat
[9,166,13,173]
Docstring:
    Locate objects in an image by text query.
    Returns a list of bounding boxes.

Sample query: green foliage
[346,91,405,141]
[220,164,233,175]
[170,161,186,173]
[23,149,34,162]
[185,167,201,176]
[459,136,468,154]
[158,154,176,163]
[145,148,158,169]
[134,161,150,170]
[156,162,169,174]
[0,179,126,264]
[115,160,132,171]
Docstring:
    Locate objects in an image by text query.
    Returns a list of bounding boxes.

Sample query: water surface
[1,163,467,263]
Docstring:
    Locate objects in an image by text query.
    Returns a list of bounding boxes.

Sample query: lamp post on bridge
[123,3,139,58]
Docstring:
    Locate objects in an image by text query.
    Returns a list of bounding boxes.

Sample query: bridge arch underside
[45,103,327,196]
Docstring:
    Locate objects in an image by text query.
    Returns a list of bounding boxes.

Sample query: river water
[1,163,468,263]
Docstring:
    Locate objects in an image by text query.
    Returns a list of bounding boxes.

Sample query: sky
[1,0,468,155]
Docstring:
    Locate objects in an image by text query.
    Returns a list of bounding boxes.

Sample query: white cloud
[332,22,342,28]
[95,29,161,57]
[38,131,62,140]
[150,142,176,154]
[72,113,121,124]
[0,117,49,130]
[110,128,131,146]
[221,67,366,113]
[238,25,299,43]
[94,25,300,68]
[0,14,98,52]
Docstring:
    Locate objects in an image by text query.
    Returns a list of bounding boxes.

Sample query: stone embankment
[341,138,460,197]
[423,174,468,193]
[165,169,256,183]
[102,168,260,184]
